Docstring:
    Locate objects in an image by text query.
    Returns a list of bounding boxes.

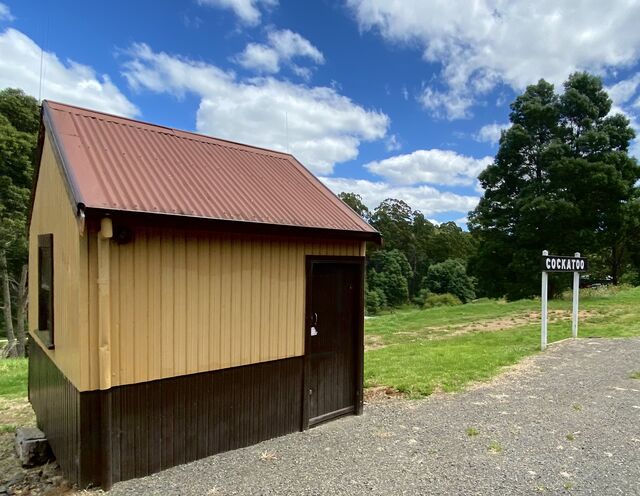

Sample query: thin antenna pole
[285,111,289,153]
[38,1,50,102]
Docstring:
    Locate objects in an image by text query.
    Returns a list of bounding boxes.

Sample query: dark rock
[14,428,53,467]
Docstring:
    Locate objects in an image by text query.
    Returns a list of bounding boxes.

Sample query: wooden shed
[28,101,381,488]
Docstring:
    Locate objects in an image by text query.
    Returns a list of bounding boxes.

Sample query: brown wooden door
[306,260,361,426]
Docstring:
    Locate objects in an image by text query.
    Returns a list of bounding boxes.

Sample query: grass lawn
[0,286,638,404]
[0,358,28,400]
[365,285,640,397]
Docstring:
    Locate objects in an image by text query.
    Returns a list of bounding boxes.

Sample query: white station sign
[540,250,588,351]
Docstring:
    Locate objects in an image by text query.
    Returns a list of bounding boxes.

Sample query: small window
[37,234,54,348]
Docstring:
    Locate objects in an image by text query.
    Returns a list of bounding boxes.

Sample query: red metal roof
[42,100,378,238]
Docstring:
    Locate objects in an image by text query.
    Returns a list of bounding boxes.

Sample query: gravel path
[109,338,640,495]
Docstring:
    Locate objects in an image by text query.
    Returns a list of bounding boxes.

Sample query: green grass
[365,286,640,397]
[466,427,479,437]
[0,358,28,399]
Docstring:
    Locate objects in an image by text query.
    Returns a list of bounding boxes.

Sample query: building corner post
[98,218,113,390]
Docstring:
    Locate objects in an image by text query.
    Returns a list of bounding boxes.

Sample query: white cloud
[321,177,479,216]
[267,29,324,64]
[605,73,640,158]
[607,73,640,106]
[454,216,469,228]
[419,87,473,120]
[0,2,14,21]
[0,28,138,117]
[122,43,389,174]
[197,0,277,26]
[235,42,280,73]
[348,0,640,119]
[385,134,401,152]
[474,122,510,145]
[364,149,492,187]
[235,29,324,75]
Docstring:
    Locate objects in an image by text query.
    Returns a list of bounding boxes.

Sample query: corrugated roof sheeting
[44,101,377,235]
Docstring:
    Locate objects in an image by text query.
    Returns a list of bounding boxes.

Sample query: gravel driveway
[109,338,640,495]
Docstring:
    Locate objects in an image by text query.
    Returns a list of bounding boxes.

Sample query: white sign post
[541,250,549,351]
[540,251,588,351]
[571,252,580,339]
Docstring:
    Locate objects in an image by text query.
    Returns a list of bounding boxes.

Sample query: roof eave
[28,101,84,230]
[82,207,383,244]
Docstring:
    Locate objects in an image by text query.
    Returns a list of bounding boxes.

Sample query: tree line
[1,72,639,350]
[342,73,640,313]
[0,89,37,357]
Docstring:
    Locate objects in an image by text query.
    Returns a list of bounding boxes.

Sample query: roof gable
[41,100,378,239]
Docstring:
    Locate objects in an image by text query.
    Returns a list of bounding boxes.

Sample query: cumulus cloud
[0,2,14,21]
[197,0,277,26]
[235,28,324,75]
[0,28,138,117]
[607,73,640,106]
[348,0,640,119]
[364,149,492,187]
[122,43,388,174]
[474,122,510,145]
[321,176,480,217]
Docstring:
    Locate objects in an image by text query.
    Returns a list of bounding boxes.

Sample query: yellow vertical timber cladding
[104,230,363,387]
[28,133,85,390]
[28,133,368,392]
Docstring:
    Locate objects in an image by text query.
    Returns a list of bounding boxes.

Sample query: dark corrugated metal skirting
[29,340,304,489]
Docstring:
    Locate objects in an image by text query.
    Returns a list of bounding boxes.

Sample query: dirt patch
[404,309,602,340]
[364,386,407,403]
[364,334,386,351]
[0,397,96,495]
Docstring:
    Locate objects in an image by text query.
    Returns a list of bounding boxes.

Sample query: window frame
[37,233,55,349]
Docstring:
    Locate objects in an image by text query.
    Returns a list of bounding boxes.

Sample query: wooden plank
[269,242,280,360]
[173,234,187,377]
[108,239,120,388]
[250,240,262,364]
[119,241,135,385]
[160,233,174,378]
[185,235,199,375]
[260,241,271,362]
[210,238,222,369]
[133,230,148,383]
[197,237,210,372]
[230,238,242,365]
[147,232,162,380]
[240,240,252,364]
[220,238,232,369]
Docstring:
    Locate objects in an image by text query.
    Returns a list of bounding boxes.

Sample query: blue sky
[2,0,640,226]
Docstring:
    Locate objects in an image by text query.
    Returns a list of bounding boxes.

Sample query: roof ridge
[44,100,296,159]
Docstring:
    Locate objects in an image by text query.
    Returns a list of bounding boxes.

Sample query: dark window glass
[37,234,54,348]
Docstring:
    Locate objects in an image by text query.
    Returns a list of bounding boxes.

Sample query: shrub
[620,269,640,287]
[412,288,431,306]
[424,259,476,303]
[367,250,412,307]
[365,288,386,315]
[421,293,462,308]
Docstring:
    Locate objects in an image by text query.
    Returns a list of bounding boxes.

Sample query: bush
[367,250,412,307]
[422,293,462,308]
[424,259,476,303]
[365,288,386,315]
[620,269,640,287]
